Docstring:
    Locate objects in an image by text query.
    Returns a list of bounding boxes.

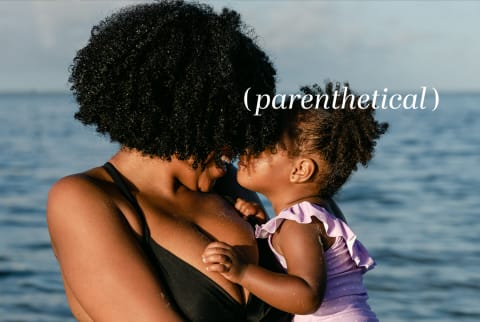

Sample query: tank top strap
[102,162,151,248]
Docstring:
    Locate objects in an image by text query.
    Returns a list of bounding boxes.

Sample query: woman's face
[181,152,232,192]
[197,155,231,192]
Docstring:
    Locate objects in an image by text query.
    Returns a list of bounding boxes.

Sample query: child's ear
[289,158,317,183]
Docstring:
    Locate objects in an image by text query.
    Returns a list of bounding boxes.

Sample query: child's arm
[235,197,268,225]
[202,220,326,315]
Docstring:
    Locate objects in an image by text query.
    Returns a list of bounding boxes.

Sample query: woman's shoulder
[47,168,115,215]
[46,168,143,253]
[50,168,99,189]
[47,170,109,228]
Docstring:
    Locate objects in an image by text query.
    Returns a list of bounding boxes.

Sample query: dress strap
[255,201,376,271]
[103,162,151,248]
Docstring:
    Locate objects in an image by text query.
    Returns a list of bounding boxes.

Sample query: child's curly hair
[286,83,389,197]
[69,0,282,167]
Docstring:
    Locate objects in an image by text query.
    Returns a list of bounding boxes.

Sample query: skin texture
[47,149,258,321]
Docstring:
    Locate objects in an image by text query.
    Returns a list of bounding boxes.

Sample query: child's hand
[235,197,267,225]
[202,241,247,284]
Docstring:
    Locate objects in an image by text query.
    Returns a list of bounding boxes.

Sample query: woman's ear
[289,158,317,183]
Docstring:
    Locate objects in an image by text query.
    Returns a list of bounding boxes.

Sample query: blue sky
[0,0,479,93]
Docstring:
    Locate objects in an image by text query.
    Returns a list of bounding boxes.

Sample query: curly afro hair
[70,0,283,167]
[285,83,389,197]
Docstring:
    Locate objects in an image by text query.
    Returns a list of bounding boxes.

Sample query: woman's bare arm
[47,175,184,322]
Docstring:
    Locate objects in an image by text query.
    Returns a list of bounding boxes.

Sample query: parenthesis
[432,87,439,111]
[243,87,251,112]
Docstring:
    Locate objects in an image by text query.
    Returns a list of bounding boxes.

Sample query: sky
[0,0,479,93]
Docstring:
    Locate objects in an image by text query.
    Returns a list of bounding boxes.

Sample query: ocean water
[0,92,478,321]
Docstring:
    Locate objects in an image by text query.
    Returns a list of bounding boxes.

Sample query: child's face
[236,142,294,198]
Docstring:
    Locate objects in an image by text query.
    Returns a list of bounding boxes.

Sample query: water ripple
[1,93,479,321]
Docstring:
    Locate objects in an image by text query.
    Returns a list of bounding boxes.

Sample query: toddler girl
[202,83,388,321]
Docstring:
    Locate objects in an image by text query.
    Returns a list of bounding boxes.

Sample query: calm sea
[0,92,478,321]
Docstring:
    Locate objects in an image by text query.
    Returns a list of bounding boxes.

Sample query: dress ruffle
[255,201,376,271]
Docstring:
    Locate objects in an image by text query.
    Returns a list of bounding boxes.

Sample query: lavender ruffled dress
[255,201,378,322]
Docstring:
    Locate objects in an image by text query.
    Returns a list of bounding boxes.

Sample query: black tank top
[103,162,290,322]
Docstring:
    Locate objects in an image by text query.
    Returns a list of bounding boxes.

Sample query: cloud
[0,0,141,91]
[230,1,480,92]
[0,0,478,92]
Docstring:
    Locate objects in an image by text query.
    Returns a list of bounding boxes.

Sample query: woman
[47,1,344,321]
[47,1,289,321]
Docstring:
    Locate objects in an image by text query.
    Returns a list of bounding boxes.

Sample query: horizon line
[1,89,480,96]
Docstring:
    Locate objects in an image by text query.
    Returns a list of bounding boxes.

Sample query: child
[202,83,388,321]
